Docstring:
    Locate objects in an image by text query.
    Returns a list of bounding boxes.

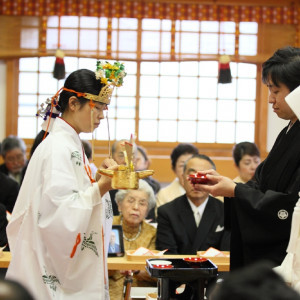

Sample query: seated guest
[0,173,19,213]
[232,141,261,183]
[0,203,8,279]
[0,136,27,186]
[82,140,98,178]
[109,139,138,215]
[109,180,157,299]
[112,139,137,166]
[210,261,300,300]
[156,143,199,208]
[136,145,160,194]
[0,278,34,299]
[0,203,8,249]
[136,145,160,222]
[110,140,155,221]
[156,154,230,254]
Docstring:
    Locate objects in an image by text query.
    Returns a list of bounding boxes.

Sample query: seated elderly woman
[109,179,157,299]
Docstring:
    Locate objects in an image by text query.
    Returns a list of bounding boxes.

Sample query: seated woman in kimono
[109,179,157,299]
[193,46,300,271]
[232,141,261,183]
[5,62,126,300]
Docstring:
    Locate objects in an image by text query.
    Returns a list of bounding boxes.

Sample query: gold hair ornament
[85,61,127,105]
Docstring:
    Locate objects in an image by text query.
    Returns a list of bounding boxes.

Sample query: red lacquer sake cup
[189,174,209,184]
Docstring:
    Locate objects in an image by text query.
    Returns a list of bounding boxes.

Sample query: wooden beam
[6,59,19,136]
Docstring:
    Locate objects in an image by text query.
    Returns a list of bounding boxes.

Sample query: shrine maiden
[6,62,126,299]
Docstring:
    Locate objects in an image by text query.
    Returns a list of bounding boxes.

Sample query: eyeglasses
[125,197,148,208]
[5,154,25,163]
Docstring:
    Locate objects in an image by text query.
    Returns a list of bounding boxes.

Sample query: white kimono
[6,118,113,300]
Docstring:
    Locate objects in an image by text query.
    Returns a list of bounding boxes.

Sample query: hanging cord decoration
[218,53,232,84]
[217,5,232,84]
[53,15,66,80]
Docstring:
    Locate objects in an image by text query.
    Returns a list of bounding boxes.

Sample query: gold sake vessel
[97,138,154,189]
[97,167,154,189]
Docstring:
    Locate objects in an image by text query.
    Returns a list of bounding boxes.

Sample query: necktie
[195,211,201,227]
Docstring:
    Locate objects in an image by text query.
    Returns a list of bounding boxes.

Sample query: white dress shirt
[187,196,209,227]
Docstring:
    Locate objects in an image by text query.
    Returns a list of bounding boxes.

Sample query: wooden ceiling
[132,0,299,7]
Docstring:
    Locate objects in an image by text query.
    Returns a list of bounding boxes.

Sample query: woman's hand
[97,158,119,196]
[192,170,237,198]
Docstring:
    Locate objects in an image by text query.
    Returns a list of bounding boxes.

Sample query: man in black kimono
[195,46,300,270]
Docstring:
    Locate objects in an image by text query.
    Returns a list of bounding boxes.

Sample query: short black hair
[30,130,48,158]
[0,278,34,300]
[184,153,216,171]
[262,46,300,92]
[211,261,300,300]
[170,143,199,170]
[232,142,260,167]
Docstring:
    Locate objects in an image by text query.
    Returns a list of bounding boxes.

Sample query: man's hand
[192,170,237,198]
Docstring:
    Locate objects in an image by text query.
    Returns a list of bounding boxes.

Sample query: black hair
[262,46,300,92]
[58,69,105,113]
[82,140,92,160]
[170,143,199,171]
[211,261,300,300]
[0,279,34,300]
[232,142,260,167]
[184,153,216,171]
[29,130,48,158]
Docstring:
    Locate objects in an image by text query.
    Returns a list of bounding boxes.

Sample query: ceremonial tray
[146,258,218,280]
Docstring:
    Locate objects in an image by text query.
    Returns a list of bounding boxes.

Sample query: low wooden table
[108,254,229,272]
[0,252,230,272]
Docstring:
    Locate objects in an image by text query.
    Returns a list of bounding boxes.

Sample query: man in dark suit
[0,172,19,213]
[156,154,230,254]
